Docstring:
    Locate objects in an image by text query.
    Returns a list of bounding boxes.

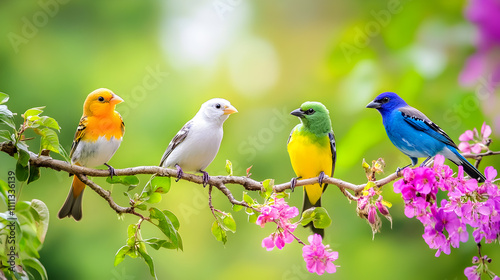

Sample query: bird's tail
[303,186,325,237]
[447,147,486,182]
[58,176,85,221]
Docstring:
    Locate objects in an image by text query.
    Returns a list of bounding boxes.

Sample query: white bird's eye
[215,103,221,109]
[98,96,105,102]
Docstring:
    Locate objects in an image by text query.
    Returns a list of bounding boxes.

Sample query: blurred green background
[1,0,499,279]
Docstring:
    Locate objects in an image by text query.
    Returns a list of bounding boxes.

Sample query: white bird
[160,98,238,186]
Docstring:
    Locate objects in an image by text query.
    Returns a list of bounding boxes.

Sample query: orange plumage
[58,88,124,221]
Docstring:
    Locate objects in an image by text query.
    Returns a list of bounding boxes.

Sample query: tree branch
[1,141,498,215]
[462,150,500,160]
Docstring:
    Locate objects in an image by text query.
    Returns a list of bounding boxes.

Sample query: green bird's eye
[306,108,314,114]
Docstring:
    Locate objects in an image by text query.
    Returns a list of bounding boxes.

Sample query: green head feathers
[290,101,332,135]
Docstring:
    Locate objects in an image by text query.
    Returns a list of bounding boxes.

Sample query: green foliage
[0,179,49,280]
[300,207,332,229]
[0,94,64,187]
[225,159,233,176]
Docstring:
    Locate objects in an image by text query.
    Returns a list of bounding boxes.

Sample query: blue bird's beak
[366,100,381,109]
[290,108,304,117]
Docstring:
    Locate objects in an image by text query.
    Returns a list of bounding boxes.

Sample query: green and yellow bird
[287,102,336,237]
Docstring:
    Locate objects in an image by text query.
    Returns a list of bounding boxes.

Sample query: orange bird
[58,88,124,221]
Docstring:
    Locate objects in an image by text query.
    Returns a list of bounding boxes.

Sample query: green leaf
[144,238,177,250]
[114,245,132,266]
[0,130,11,141]
[29,199,49,243]
[58,144,71,162]
[37,116,60,131]
[138,246,156,278]
[222,214,236,233]
[211,221,227,244]
[127,224,137,239]
[150,176,171,194]
[311,207,332,229]
[23,107,45,120]
[260,179,274,199]
[0,104,16,129]
[149,207,181,250]
[106,175,140,186]
[300,208,314,226]
[27,165,40,184]
[232,204,243,212]
[0,178,10,205]
[225,160,233,176]
[22,258,48,280]
[0,92,9,104]
[34,127,60,154]
[163,210,180,230]
[146,192,162,204]
[17,145,30,167]
[248,210,258,224]
[135,203,147,211]
[16,162,29,182]
[243,192,254,205]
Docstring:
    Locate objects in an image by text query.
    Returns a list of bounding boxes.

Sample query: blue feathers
[367,92,486,182]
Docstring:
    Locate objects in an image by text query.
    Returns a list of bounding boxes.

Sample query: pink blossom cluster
[256,195,299,251]
[357,187,391,237]
[302,234,339,275]
[464,255,499,280]
[458,122,492,154]
[393,155,500,258]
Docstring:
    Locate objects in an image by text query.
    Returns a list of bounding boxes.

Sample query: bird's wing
[399,107,458,149]
[159,120,193,166]
[69,116,88,158]
[329,131,336,176]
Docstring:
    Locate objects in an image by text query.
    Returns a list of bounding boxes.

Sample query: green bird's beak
[366,100,381,109]
[290,108,304,117]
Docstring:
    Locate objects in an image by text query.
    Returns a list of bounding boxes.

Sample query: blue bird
[366,92,485,182]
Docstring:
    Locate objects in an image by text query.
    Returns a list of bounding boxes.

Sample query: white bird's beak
[110,94,124,105]
[223,105,238,115]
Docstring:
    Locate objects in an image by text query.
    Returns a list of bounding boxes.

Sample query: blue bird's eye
[381,97,390,103]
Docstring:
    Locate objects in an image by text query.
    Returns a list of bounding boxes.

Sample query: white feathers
[160,98,236,172]
[71,136,122,167]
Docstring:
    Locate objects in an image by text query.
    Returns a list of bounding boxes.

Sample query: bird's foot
[175,164,184,182]
[104,163,116,178]
[290,177,300,192]
[318,171,325,185]
[396,164,412,176]
[420,156,432,167]
[201,170,210,187]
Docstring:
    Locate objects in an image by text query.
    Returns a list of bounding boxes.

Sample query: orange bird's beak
[223,104,238,115]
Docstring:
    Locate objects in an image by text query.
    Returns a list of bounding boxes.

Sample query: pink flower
[262,236,275,251]
[257,194,300,251]
[458,142,471,153]
[367,205,377,225]
[464,266,481,280]
[459,130,475,142]
[302,234,338,275]
[481,122,492,138]
[256,206,279,227]
[471,143,482,154]
[485,166,497,181]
